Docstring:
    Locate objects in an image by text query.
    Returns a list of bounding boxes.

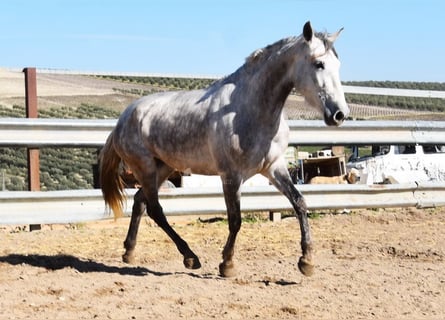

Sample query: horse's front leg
[122,188,146,264]
[219,175,242,277]
[266,162,315,277]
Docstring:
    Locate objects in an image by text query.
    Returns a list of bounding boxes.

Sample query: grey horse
[100,21,349,277]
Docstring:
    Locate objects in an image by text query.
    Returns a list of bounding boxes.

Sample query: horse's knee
[294,197,308,216]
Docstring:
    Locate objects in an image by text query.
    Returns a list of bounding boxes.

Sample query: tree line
[342,80,445,91]
[101,75,445,92]
[102,75,445,112]
[345,93,444,112]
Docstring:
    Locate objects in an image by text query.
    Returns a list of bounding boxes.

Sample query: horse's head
[294,21,349,126]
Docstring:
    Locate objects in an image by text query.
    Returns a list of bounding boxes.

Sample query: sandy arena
[1,207,444,319]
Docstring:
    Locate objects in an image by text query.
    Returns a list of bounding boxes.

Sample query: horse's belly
[159,152,219,176]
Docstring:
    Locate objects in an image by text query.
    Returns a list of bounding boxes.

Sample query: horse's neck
[242,49,298,125]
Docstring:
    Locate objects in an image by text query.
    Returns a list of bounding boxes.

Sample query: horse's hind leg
[145,192,201,270]
[122,188,146,264]
[122,163,185,265]
[134,162,201,269]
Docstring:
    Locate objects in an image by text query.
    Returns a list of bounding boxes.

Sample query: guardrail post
[269,211,282,222]
[23,67,41,231]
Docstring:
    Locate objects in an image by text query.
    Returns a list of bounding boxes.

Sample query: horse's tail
[100,132,125,219]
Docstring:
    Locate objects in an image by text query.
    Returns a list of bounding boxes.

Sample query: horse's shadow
[0,253,170,277]
[0,254,301,285]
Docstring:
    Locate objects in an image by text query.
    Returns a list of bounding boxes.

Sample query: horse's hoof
[183,256,201,269]
[219,261,237,278]
[298,256,315,277]
[122,253,135,264]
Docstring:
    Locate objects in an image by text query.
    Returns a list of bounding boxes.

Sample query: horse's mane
[208,39,295,88]
[245,31,338,68]
[212,31,337,88]
[245,36,299,67]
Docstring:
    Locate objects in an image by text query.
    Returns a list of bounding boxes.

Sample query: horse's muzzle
[333,110,346,123]
[321,94,349,126]
[324,109,346,126]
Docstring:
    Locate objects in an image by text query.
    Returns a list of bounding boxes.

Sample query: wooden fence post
[23,67,41,231]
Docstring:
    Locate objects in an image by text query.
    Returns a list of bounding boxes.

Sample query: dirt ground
[0,207,444,319]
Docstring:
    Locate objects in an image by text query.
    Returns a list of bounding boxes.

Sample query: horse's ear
[303,21,313,42]
[327,27,344,43]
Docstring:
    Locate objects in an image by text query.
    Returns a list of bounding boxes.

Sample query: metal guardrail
[1,118,445,225]
[0,118,116,147]
[2,118,445,147]
[1,182,445,225]
[2,71,444,225]
[287,120,445,145]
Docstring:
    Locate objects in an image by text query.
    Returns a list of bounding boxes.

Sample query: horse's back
[117,90,210,137]
[112,82,290,177]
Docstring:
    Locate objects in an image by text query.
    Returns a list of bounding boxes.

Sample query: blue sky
[1,0,444,81]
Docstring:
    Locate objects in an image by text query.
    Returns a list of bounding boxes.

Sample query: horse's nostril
[333,110,345,123]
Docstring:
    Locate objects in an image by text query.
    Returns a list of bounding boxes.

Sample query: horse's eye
[314,61,325,70]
